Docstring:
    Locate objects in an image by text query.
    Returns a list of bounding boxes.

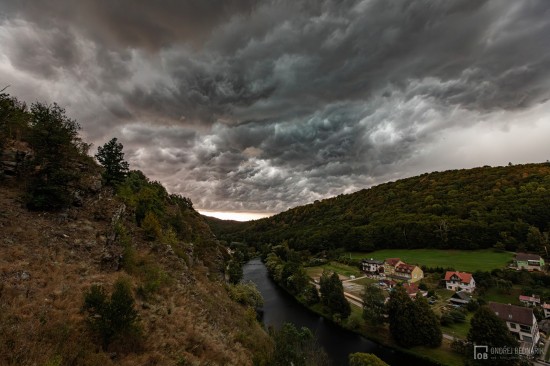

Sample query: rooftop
[488,302,535,326]
[385,258,401,266]
[515,253,542,261]
[395,263,417,273]
[362,258,384,264]
[445,271,473,284]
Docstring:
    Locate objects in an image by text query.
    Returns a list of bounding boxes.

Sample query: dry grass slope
[0,183,271,366]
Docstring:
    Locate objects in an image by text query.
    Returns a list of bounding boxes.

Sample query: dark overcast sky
[1,0,550,220]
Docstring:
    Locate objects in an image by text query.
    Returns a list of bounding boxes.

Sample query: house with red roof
[383,258,403,276]
[519,294,541,307]
[402,282,428,298]
[383,258,424,283]
[445,271,475,293]
[543,303,550,319]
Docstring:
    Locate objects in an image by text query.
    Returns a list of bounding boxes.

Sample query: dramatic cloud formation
[1,0,550,219]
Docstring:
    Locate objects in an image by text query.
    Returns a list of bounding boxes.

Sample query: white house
[489,302,540,353]
[543,303,550,318]
[361,258,384,275]
[445,271,476,293]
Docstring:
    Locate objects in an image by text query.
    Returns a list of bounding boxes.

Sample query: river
[243,258,435,366]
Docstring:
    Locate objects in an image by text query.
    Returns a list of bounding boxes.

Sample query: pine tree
[83,278,140,348]
[26,102,87,210]
[95,137,129,186]
[362,284,386,325]
[413,295,442,347]
[387,286,442,348]
[387,286,417,347]
[319,271,351,319]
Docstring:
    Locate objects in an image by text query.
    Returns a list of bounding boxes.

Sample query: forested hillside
[212,164,550,254]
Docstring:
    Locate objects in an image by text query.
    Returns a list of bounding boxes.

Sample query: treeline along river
[243,258,437,366]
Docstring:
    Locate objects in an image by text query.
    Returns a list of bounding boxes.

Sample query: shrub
[349,352,389,366]
[82,278,141,349]
[141,211,162,241]
[228,282,264,308]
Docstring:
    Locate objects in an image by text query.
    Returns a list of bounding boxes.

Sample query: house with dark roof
[445,271,476,293]
[488,302,540,352]
[361,258,384,275]
[449,290,472,305]
[514,253,545,271]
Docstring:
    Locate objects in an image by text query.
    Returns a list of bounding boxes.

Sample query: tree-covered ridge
[215,164,550,253]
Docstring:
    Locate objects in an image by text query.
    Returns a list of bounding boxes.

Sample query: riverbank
[265,264,465,366]
[244,259,419,365]
[297,290,463,366]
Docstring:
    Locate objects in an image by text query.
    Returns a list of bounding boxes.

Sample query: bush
[228,282,264,308]
[440,313,454,326]
[449,309,466,323]
[82,278,141,349]
[141,211,162,241]
[349,352,389,366]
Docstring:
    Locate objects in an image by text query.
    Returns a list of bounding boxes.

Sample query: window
[519,324,531,333]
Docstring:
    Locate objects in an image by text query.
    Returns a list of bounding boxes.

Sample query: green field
[345,249,514,272]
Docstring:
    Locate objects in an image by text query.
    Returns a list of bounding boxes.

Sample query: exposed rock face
[99,204,127,272]
[0,142,33,178]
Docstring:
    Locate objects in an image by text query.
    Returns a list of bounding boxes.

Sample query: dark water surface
[243,258,434,366]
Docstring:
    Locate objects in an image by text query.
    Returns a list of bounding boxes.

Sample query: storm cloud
[1,0,550,217]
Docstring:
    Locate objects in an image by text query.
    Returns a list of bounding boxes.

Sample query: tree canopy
[387,286,441,348]
[362,284,386,325]
[319,271,351,320]
[213,164,550,254]
[25,102,90,210]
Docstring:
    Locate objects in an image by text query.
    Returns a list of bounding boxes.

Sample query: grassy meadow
[344,249,514,272]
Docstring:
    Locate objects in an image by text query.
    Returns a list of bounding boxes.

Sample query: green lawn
[441,313,473,339]
[480,286,522,305]
[346,249,514,272]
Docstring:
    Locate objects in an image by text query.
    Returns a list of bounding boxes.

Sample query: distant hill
[205,216,251,240]
[211,164,550,254]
